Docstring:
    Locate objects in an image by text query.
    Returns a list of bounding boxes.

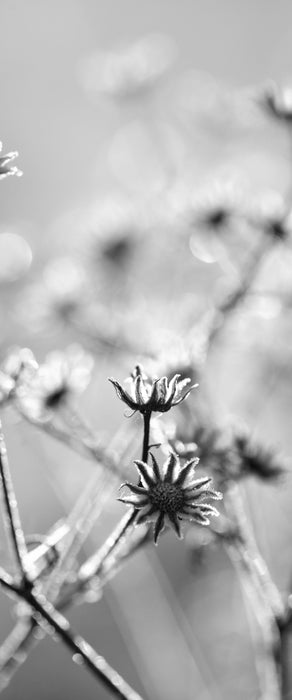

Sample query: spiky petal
[118,451,222,544]
[109,365,197,415]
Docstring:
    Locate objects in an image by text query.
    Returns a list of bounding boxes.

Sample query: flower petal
[134,374,150,405]
[149,452,161,482]
[121,482,148,496]
[153,512,165,544]
[182,503,219,518]
[167,512,182,539]
[184,476,212,492]
[118,495,149,507]
[173,457,199,486]
[108,378,138,411]
[172,383,198,406]
[136,504,158,524]
[134,459,157,487]
[163,452,179,482]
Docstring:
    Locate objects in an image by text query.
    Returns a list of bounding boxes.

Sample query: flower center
[149,482,184,514]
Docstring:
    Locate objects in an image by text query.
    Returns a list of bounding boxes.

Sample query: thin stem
[75,410,152,583]
[0,426,29,579]
[228,483,284,621]
[16,406,128,480]
[0,572,143,700]
[0,568,20,596]
[0,618,36,690]
[44,422,139,601]
[25,589,143,700]
[0,423,141,689]
[224,484,282,699]
[205,234,273,353]
[0,528,152,688]
[141,411,151,463]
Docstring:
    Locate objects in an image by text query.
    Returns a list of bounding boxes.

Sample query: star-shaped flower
[109,365,196,415]
[119,452,222,543]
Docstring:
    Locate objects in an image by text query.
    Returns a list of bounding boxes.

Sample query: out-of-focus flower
[257,81,292,122]
[0,371,15,405]
[148,333,201,387]
[0,347,38,406]
[84,197,140,268]
[176,71,258,133]
[195,425,243,487]
[0,142,22,180]
[119,451,222,543]
[246,192,292,241]
[0,233,33,283]
[109,364,196,415]
[81,34,176,101]
[20,257,88,331]
[233,428,285,481]
[17,345,94,420]
[187,181,244,233]
[169,422,285,487]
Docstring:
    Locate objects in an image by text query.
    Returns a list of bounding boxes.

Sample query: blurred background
[1,1,292,698]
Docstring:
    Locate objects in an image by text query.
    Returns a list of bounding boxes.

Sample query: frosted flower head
[109,364,197,415]
[17,345,94,420]
[0,142,22,180]
[119,452,222,543]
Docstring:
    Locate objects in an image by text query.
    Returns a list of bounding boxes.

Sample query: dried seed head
[109,364,197,415]
[119,451,222,543]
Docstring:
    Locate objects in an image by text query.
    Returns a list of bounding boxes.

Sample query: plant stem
[141,411,151,463]
[16,406,128,479]
[206,235,273,353]
[24,589,143,700]
[224,483,282,699]
[0,426,29,579]
[77,411,152,581]
[0,571,143,700]
[0,528,152,689]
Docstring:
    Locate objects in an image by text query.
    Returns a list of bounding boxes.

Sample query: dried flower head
[17,345,94,420]
[109,365,197,415]
[0,142,22,180]
[119,452,222,543]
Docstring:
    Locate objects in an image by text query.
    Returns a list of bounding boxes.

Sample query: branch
[0,426,29,579]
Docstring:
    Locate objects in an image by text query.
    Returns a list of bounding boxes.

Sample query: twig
[0,570,143,700]
[77,411,152,578]
[224,483,282,699]
[0,425,30,579]
[205,234,274,352]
